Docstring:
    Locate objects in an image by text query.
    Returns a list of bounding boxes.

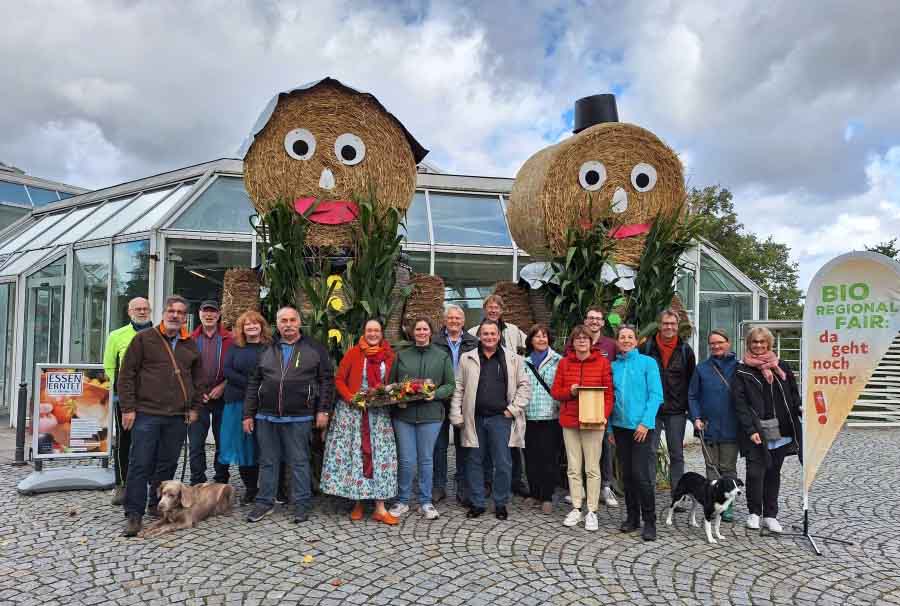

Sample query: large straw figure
[240,77,427,247]
[507,94,685,267]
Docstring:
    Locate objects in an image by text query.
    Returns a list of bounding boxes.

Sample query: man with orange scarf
[639,308,696,499]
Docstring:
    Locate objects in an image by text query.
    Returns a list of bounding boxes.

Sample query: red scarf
[357,336,392,479]
[655,333,678,368]
[742,350,787,384]
[359,336,391,388]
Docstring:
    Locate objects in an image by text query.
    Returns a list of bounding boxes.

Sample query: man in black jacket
[242,306,334,523]
[432,304,479,504]
[640,309,696,498]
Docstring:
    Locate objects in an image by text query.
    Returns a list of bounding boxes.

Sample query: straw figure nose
[319,167,335,190]
[612,187,628,213]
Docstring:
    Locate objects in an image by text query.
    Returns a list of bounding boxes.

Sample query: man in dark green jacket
[387,317,455,520]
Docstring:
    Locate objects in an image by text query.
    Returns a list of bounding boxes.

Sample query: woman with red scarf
[321,319,399,525]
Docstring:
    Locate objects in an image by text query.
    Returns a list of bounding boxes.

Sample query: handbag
[751,407,782,442]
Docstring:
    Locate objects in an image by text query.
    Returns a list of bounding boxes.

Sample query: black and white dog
[665,472,744,544]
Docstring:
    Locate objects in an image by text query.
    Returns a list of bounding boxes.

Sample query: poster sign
[802,251,900,490]
[31,364,112,459]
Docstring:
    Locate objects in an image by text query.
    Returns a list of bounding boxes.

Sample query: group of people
[106,293,802,542]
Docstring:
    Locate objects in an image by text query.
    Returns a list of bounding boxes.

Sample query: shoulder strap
[155,329,189,405]
[525,360,553,397]
[710,363,730,390]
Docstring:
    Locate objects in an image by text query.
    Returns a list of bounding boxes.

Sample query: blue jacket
[688,353,739,443]
[610,349,663,430]
[223,342,265,403]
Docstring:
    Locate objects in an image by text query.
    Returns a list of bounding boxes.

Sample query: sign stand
[16,364,116,495]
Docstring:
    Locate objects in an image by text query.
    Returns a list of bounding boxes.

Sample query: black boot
[619,517,640,533]
[641,517,657,541]
[123,514,142,537]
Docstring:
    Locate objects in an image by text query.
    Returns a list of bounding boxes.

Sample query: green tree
[689,186,804,320]
[865,238,899,260]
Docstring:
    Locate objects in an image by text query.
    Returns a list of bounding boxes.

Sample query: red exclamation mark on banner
[814,391,828,425]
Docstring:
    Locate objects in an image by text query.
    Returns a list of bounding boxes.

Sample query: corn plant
[628,206,706,334]
[546,202,620,348]
[334,189,412,352]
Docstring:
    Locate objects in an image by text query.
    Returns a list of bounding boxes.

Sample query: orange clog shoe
[371,510,399,526]
[350,501,364,521]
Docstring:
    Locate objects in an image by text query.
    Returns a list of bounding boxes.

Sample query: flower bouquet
[351,379,436,409]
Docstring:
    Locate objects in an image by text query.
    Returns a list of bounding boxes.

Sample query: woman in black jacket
[731,327,802,534]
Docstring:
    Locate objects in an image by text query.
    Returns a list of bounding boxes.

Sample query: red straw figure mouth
[609,223,651,239]
[293,197,360,225]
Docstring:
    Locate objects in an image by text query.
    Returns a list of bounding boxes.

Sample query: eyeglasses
[585,317,604,322]
[750,339,768,344]
[708,340,728,346]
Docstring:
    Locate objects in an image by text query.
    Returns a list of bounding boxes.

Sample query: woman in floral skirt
[321,319,399,525]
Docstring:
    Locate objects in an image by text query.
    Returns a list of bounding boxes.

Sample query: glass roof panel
[26,206,95,249]
[0,247,59,277]
[125,182,196,234]
[0,212,66,254]
[70,196,134,242]
[401,191,429,243]
[83,193,146,240]
[0,181,31,205]
[429,192,512,247]
[0,205,30,231]
[25,186,60,206]
[699,252,750,292]
[105,186,177,235]
[169,177,254,233]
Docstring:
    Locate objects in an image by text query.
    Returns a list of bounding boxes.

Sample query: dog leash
[697,428,723,480]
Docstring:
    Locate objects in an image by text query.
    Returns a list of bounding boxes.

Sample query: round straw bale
[220,268,261,329]
[243,81,418,247]
[403,273,445,339]
[528,287,553,328]
[385,262,412,342]
[507,122,685,264]
[492,281,533,332]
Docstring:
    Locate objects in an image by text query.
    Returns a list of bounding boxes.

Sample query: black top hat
[573,94,619,134]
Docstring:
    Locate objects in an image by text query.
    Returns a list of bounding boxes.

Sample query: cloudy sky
[3,1,900,289]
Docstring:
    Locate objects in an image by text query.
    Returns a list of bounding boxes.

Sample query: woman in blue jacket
[687,328,739,521]
[610,324,663,541]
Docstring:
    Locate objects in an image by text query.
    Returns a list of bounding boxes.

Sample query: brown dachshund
[138,481,234,538]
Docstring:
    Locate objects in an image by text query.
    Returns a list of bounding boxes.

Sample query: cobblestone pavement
[2,428,899,605]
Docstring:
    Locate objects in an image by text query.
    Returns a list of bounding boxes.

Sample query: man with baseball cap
[187,300,233,485]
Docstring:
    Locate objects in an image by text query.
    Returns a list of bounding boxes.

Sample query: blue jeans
[466,415,513,508]
[433,418,466,493]
[394,419,443,505]
[256,419,313,510]
[124,412,188,517]
[188,399,227,485]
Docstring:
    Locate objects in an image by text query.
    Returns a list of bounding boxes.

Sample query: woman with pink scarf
[732,327,802,534]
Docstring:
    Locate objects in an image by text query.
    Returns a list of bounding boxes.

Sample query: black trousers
[745,443,789,518]
[112,397,132,485]
[188,399,228,485]
[614,426,656,523]
[524,420,561,502]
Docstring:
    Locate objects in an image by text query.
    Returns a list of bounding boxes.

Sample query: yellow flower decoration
[326,275,343,290]
[328,329,342,342]
[328,296,344,311]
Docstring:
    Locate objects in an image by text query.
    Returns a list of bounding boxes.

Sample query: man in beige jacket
[450,319,530,520]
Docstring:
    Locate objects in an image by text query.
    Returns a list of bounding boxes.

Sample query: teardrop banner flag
[802,251,900,490]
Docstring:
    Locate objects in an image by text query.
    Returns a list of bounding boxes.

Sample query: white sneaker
[388,503,409,517]
[563,508,583,527]
[420,503,439,520]
[602,486,619,507]
[746,513,761,530]
[584,511,599,531]
[763,517,782,533]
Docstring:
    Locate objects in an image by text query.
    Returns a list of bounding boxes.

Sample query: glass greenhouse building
[0,158,767,421]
